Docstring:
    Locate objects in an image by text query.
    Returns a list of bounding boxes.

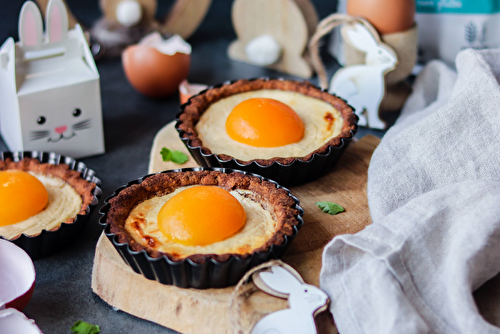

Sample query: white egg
[0,240,35,312]
[0,308,42,334]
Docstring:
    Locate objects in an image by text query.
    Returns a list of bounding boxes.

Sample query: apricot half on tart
[0,153,100,259]
[175,78,358,186]
[101,168,303,289]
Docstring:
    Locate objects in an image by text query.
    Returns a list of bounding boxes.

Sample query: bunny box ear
[257,266,303,298]
[343,22,380,53]
[19,1,43,47]
[46,0,68,42]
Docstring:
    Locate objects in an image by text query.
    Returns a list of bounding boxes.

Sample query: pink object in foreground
[0,239,36,311]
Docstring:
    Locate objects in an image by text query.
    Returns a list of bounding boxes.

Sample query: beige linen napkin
[320,49,500,334]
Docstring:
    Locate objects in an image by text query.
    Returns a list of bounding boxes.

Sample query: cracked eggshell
[179,80,208,105]
[0,240,36,311]
[0,308,42,334]
[122,33,191,98]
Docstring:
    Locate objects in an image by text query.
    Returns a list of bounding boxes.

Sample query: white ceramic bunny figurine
[0,0,105,158]
[329,22,397,129]
[251,265,329,334]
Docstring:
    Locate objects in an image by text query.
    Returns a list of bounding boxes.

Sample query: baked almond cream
[195,89,344,160]
[124,185,278,258]
[0,173,82,239]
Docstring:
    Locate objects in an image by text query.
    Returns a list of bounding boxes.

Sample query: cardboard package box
[0,0,105,159]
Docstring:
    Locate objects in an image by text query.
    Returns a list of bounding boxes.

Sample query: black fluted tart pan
[0,151,101,259]
[175,78,358,186]
[99,167,303,289]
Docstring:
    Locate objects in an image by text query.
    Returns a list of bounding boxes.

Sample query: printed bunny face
[0,0,104,158]
[30,107,90,143]
[17,79,103,158]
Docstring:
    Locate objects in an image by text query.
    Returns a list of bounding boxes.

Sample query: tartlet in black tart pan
[175,78,358,187]
[99,167,304,289]
[0,151,102,260]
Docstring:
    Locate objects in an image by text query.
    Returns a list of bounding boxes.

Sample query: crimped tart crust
[106,170,301,263]
[177,78,357,166]
[0,157,96,236]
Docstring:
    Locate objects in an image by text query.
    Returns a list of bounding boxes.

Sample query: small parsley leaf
[170,150,189,164]
[316,201,345,215]
[161,147,188,164]
[71,320,100,334]
[160,147,172,161]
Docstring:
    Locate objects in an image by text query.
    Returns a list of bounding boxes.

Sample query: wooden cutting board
[92,122,380,334]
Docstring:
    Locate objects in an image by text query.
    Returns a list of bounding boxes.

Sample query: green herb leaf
[170,150,189,164]
[71,321,100,334]
[161,147,188,164]
[160,147,172,161]
[316,201,345,215]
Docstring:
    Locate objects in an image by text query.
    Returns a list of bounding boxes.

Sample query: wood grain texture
[291,0,319,38]
[148,121,198,173]
[93,122,380,333]
[228,0,314,78]
[160,0,212,39]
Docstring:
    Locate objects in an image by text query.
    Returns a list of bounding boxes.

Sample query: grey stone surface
[0,0,387,333]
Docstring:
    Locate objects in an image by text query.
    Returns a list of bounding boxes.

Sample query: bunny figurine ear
[46,0,68,42]
[343,23,380,53]
[18,1,43,47]
[255,265,304,298]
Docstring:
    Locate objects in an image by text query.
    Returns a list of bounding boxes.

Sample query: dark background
[0,1,385,333]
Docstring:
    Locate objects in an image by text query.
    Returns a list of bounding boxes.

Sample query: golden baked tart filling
[196,90,344,160]
[107,170,301,262]
[177,79,357,168]
[0,158,96,240]
[125,185,279,258]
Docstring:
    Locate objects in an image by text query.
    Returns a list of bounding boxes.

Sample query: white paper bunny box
[0,0,105,158]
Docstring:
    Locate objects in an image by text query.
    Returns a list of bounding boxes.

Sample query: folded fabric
[320,49,500,334]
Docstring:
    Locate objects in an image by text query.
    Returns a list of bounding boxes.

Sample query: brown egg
[347,0,415,35]
[122,45,190,98]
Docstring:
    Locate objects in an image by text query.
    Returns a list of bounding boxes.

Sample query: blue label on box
[417,0,500,14]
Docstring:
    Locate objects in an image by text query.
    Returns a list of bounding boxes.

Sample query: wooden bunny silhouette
[330,23,397,129]
[228,0,318,78]
[251,265,329,334]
